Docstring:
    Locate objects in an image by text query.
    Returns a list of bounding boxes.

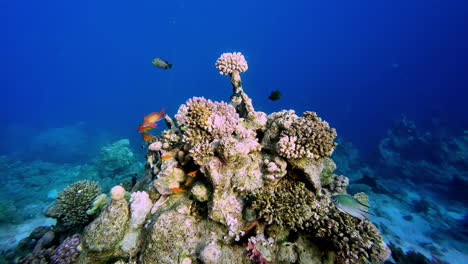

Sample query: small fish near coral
[187,170,198,177]
[137,108,166,133]
[268,90,281,101]
[161,155,173,161]
[331,194,374,220]
[171,187,186,194]
[152,57,172,69]
[141,134,154,142]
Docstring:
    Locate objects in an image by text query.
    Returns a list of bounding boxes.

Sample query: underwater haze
[1,0,467,263]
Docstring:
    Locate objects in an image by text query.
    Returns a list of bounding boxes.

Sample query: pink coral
[246,240,268,264]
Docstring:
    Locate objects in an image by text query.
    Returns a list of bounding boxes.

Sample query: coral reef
[378,115,468,201]
[49,234,81,264]
[215,51,248,76]
[0,199,20,224]
[80,190,130,263]
[275,111,337,160]
[13,52,391,264]
[46,180,101,229]
[95,139,139,178]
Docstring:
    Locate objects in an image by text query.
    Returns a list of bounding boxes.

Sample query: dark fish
[131,174,137,187]
[152,57,172,69]
[268,90,281,101]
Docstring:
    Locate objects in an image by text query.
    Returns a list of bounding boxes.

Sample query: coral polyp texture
[46,180,101,229]
[215,51,248,75]
[276,111,337,160]
[19,52,389,264]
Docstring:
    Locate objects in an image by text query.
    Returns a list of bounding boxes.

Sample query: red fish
[137,108,166,133]
[184,177,195,187]
[161,155,173,161]
[187,170,197,177]
[141,134,154,142]
[171,188,186,194]
[138,122,157,133]
[143,108,165,124]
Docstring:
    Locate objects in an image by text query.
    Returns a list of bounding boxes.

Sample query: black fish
[268,90,281,101]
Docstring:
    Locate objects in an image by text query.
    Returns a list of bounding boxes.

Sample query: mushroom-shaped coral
[215,52,248,90]
[215,52,248,76]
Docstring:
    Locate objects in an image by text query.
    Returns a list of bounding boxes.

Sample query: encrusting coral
[21,51,390,264]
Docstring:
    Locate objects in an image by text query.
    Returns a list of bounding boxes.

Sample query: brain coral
[215,52,248,75]
[276,111,337,160]
[54,180,101,228]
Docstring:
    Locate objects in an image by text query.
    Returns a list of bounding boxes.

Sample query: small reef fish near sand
[152,57,172,69]
[137,108,166,133]
[331,194,374,220]
[268,90,281,101]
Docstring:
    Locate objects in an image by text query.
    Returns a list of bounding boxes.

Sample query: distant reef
[13,52,390,264]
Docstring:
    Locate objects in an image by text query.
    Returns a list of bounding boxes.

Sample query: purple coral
[50,234,81,264]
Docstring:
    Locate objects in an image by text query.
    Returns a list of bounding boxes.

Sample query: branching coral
[312,212,390,264]
[215,52,248,76]
[216,52,248,91]
[276,111,337,160]
[250,179,389,264]
[49,180,101,229]
[176,97,240,147]
[250,180,328,231]
[328,174,349,194]
[189,142,215,166]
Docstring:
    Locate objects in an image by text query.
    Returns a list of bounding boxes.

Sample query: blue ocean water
[1,0,467,263]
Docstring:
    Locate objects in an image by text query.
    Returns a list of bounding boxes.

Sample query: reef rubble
[16,52,390,264]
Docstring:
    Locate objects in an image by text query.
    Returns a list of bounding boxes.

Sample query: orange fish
[187,170,197,177]
[141,134,154,142]
[184,177,195,186]
[161,155,173,161]
[137,108,166,133]
[138,122,157,133]
[143,108,166,124]
[171,188,186,194]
